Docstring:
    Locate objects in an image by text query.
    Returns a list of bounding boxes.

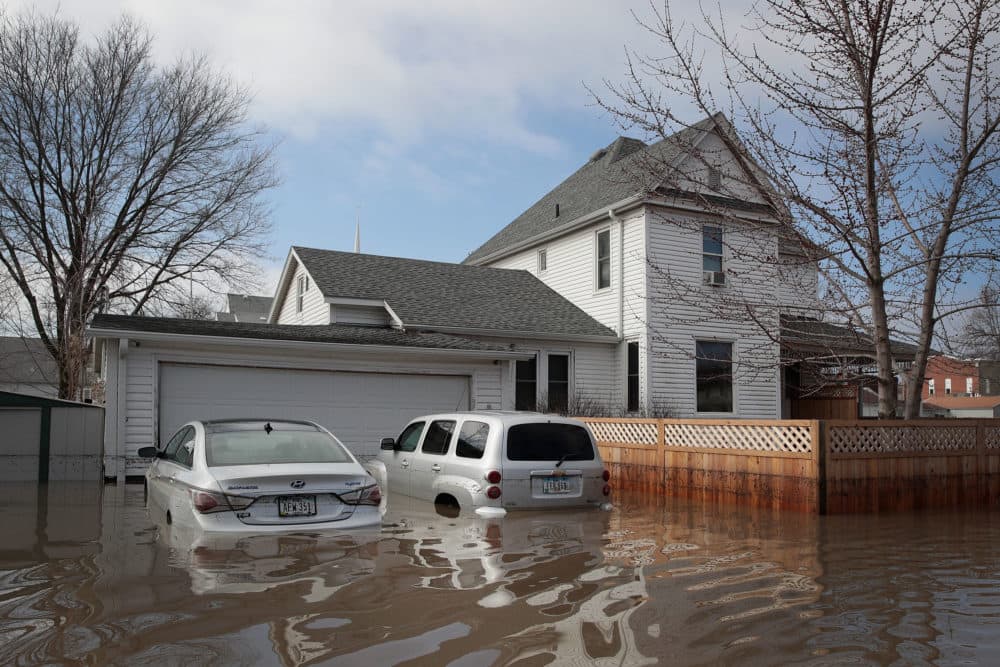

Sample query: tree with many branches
[596,0,1000,418]
[0,12,276,399]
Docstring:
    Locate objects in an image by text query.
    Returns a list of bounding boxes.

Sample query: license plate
[542,477,571,494]
[277,495,316,517]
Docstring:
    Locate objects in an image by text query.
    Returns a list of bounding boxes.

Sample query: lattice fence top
[662,422,814,453]
[583,420,658,445]
[983,426,1000,450]
[828,424,977,455]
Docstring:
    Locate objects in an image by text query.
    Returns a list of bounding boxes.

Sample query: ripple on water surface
[0,483,999,665]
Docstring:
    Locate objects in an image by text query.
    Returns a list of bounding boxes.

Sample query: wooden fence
[581,417,1000,514]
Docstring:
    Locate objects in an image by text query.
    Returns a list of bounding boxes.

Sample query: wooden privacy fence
[581,417,1000,514]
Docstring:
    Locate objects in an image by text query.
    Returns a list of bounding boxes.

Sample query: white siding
[672,132,770,204]
[331,304,389,326]
[776,255,821,315]
[644,207,781,418]
[275,260,328,325]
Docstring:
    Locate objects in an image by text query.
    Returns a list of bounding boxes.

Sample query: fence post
[814,420,827,515]
[976,419,986,505]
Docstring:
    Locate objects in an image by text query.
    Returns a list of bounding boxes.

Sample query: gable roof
[89,315,519,353]
[226,294,273,316]
[290,246,617,340]
[0,337,57,387]
[780,316,920,361]
[464,114,772,265]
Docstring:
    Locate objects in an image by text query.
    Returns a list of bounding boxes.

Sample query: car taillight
[485,470,502,484]
[486,486,502,499]
[189,489,253,514]
[602,469,611,482]
[358,484,382,506]
[603,484,611,496]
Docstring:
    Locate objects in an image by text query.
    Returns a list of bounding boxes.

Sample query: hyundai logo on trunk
[290,480,306,489]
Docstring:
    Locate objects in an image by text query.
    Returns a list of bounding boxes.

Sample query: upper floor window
[945,377,952,395]
[296,275,305,313]
[596,229,611,290]
[928,379,935,395]
[703,226,723,274]
[967,377,974,394]
[538,248,547,272]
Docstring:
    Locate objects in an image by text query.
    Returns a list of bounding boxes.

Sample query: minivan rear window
[505,423,595,461]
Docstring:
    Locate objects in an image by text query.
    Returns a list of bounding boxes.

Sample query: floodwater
[1,485,999,666]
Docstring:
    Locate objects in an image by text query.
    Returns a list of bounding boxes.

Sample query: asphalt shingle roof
[292,247,617,339]
[226,294,273,316]
[780,316,920,361]
[464,117,725,264]
[89,315,515,352]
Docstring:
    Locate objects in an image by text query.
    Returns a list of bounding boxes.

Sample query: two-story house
[90,113,830,478]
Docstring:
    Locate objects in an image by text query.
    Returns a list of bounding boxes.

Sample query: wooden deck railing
[579,417,1000,514]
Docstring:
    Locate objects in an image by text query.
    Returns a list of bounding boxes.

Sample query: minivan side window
[422,420,456,455]
[456,421,489,459]
[396,422,425,452]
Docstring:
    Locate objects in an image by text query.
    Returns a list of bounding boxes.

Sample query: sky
[12,0,695,294]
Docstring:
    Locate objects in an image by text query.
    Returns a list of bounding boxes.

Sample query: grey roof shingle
[292,247,617,339]
[463,117,726,264]
[226,294,273,315]
[0,337,57,386]
[780,316,920,361]
[89,315,515,352]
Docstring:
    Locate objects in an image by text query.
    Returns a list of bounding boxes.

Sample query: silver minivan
[372,412,611,513]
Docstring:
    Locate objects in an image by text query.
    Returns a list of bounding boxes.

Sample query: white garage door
[158,363,470,458]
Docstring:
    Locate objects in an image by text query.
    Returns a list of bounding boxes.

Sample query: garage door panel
[158,364,470,458]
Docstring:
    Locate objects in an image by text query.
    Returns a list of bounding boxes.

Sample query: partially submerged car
[370,412,611,514]
[140,419,382,532]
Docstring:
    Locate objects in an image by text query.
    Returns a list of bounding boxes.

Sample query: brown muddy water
[1,484,999,666]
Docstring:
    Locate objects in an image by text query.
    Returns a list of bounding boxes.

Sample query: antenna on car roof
[264,422,273,435]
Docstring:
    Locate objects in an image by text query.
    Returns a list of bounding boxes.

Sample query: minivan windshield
[505,423,595,461]
[205,421,352,466]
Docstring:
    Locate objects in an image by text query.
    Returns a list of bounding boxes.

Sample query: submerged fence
[581,417,1000,514]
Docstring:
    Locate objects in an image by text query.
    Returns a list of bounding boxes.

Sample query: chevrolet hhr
[373,412,611,512]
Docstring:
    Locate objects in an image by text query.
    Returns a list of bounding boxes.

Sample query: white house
[91,113,837,479]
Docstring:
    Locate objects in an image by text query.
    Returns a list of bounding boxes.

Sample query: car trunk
[209,463,373,525]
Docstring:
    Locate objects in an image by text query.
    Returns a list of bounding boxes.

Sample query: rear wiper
[555,451,574,468]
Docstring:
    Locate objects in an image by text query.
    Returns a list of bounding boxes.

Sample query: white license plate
[542,477,571,494]
[277,495,317,517]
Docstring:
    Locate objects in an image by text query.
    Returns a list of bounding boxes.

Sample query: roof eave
[86,326,532,360]
[405,324,619,344]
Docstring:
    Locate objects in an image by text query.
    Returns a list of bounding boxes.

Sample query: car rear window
[505,423,595,461]
[205,422,352,466]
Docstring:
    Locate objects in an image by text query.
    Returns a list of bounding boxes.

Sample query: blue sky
[16,0,684,291]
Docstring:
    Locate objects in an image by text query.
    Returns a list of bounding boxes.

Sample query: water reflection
[0,483,999,665]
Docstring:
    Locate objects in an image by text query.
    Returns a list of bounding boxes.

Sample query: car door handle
[431,464,441,472]
[400,460,409,468]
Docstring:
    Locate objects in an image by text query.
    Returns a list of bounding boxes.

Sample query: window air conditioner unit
[703,271,726,286]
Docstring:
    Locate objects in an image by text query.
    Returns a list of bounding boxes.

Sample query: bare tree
[595,0,1000,418]
[0,12,276,399]
[961,287,1000,359]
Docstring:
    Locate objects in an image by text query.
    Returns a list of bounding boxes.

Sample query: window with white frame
[515,357,537,411]
[296,275,305,313]
[945,377,952,394]
[695,340,733,413]
[547,353,569,414]
[703,226,723,275]
[538,248,547,273]
[928,378,935,395]
[596,229,611,290]
[966,377,974,394]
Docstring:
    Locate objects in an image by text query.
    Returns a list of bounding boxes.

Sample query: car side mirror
[137,446,159,458]
[380,438,397,451]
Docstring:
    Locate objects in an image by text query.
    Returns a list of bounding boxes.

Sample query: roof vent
[589,148,607,162]
[555,204,560,217]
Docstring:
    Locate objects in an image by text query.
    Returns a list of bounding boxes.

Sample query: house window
[703,226,723,274]
[538,248,547,272]
[696,340,733,413]
[928,379,935,395]
[515,357,537,411]
[966,377,974,395]
[627,342,639,412]
[596,229,611,290]
[296,275,305,313]
[547,354,569,414]
[945,377,952,395]
[708,167,722,190]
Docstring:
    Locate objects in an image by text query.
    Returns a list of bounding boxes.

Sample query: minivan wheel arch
[434,493,460,508]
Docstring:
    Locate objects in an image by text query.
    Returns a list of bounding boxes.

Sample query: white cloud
[13,0,661,152]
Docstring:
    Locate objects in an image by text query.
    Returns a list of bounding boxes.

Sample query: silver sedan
[140,419,382,532]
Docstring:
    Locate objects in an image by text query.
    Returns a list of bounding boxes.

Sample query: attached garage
[157,363,470,453]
